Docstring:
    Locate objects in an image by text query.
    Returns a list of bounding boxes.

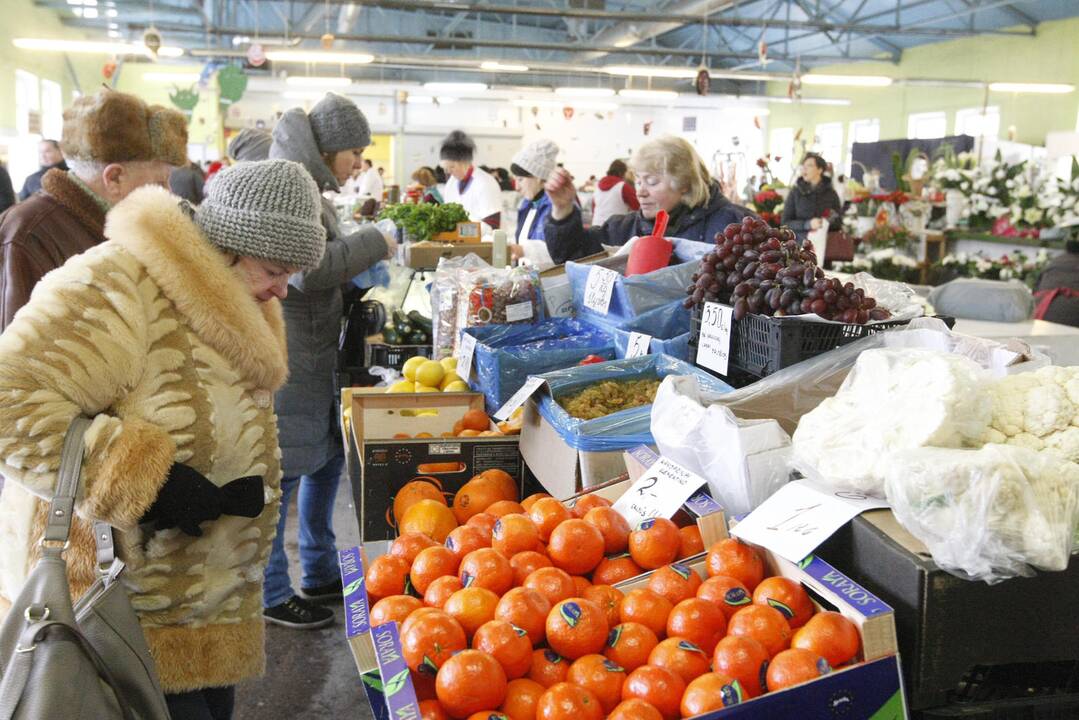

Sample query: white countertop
[951,317,1079,365]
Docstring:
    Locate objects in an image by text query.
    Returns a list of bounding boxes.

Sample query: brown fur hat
[61,89,188,166]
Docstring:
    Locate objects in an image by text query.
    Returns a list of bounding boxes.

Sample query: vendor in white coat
[508,138,560,270]
[439,129,503,229]
[356,158,384,200]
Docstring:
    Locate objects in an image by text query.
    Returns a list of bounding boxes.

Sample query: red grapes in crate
[684,216,890,324]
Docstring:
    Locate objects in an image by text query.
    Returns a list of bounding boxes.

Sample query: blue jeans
[263,454,344,608]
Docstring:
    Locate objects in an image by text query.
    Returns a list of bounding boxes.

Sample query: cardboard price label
[625,331,652,359]
[455,333,477,381]
[696,301,733,376]
[611,456,707,530]
[494,376,544,421]
[583,265,619,315]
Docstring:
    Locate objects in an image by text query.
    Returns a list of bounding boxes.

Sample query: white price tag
[583,266,619,315]
[493,376,545,421]
[611,456,707,530]
[624,332,652,359]
[696,301,734,376]
[505,301,534,323]
[455,333,477,382]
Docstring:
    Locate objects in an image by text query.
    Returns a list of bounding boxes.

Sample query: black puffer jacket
[544,182,753,264]
[781,177,842,235]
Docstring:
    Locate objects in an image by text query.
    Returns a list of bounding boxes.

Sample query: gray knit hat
[195,159,326,270]
[308,93,371,153]
[228,127,272,162]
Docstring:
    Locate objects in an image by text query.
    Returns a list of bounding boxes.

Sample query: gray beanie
[228,128,272,162]
[308,93,371,153]
[195,159,327,270]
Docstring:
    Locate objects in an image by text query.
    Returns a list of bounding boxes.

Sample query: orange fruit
[705,539,765,591]
[520,493,552,512]
[677,526,705,559]
[620,665,685,720]
[680,672,744,716]
[393,432,412,439]
[791,611,861,667]
[474,620,534,679]
[753,576,815,629]
[501,678,545,720]
[465,713,507,720]
[766,647,831,692]
[424,575,464,609]
[444,586,500,639]
[582,507,630,555]
[727,604,791,657]
[453,477,507,524]
[479,468,518,502]
[401,607,444,638]
[647,637,711,684]
[445,525,491,563]
[466,512,498,541]
[419,698,451,720]
[571,576,592,596]
[401,610,468,676]
[487,500,527,517]
[712,635,770,699]
[647,563,702,606]
[390,532,439,564]
[523,567,576,608]
[365,554,411,602]
[608,699,663,720]
[528,498,572,542]
[604,622,659,673]
[496,587,551,647]
[528,649,569,688]
[535,682,603,720]
[627,518,680,570]
[461,408,491,432]
[453,420,465,435]
[492,514,540,557]
[402,499,459,543]
[411,545,461,596]
[567,654,627,713]
[571,493,612,519]
[509,550,552,586]
[696,575,752,622]
[460,548,514,595]
[435,649,508,718]
[395,479,447,524]
[370,595,423,629]
[582,584,623,629]
[666,598,727,655]
[458,429,482,437]
[545,598,609,660]
[618,588,672,639]
[547,519,605,576]
[591,555,643,585]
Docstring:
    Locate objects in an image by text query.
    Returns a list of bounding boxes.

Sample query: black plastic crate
[916,661,1079,719]
[364,342,431,370]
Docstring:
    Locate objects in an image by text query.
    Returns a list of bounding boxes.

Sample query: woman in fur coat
[0,159,327,720]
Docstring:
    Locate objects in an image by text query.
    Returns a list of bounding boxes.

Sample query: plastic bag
[580,298,691,336]
[456,264,546,332]
[567,253,696,325]
[430,253,489,359]
[883,444,1079,583]
[534,354,732,452]
[652,375,791,515]
[928,278,1034,322]
[849,272,924,321]
[466,319,616,413]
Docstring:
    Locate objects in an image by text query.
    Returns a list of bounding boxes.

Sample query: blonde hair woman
[543,135,752,263]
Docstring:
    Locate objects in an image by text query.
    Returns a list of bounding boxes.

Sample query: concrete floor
[235,474,376,720]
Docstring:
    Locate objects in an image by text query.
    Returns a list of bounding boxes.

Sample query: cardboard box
[406,240,492,269]
[817,509,1079,711]
[348,388,536,541]
[432,221,482,244]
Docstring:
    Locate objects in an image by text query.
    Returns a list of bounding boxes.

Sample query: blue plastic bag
[533,354,732,452]
[580,298,690,337]
[351,260,391,289]
[465,319,616,413]
[608,328,691,361]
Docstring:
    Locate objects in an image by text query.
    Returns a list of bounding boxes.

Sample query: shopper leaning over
[0,159,327,720]
[0,88,186,330]
[267,92,396,629]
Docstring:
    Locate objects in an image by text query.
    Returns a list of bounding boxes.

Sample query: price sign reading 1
[583,266,619,315]
[695,301,734,376]
[625,332,652,359]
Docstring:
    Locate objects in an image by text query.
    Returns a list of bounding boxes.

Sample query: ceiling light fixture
[604,65,697,79]
[618,88,679,100]
[265,49,374,64]
[480,61,529,73]
[282,90,327,100]
[988,82,1074,94]
[284,76,352,87]
[13,38,183,57]
[555,86,616,97]
[801,74,893,87]
[422,81,488,93]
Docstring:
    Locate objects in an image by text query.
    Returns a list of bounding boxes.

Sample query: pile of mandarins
[366,473,862,719]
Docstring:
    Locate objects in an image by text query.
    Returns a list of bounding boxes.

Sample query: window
[907,111,946,140]
[846,118,880,175]
[955,106,1000,138]
[40,79,63,141]
[12,70,42,191]
[813,122,844,174]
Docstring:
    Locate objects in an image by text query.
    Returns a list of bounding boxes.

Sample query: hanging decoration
[169,86,199,120]
[788,59,803,100]
[247,43,266,67]
[643,121,653,136]
[218,64,248,109]
[321,33,335,49]
[102,61,117,80]
[758,40,768,66]
[563,106,574,120]
[695,68,710,96]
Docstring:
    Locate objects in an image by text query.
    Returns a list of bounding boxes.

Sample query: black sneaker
[300,578,344,603]
[263,595,334,630]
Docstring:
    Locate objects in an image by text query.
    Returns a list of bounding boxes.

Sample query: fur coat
[0,186,288,693]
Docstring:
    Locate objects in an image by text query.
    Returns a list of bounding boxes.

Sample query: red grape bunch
[684,216,891,324]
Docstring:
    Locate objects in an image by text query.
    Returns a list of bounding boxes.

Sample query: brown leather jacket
[0,169,107,330]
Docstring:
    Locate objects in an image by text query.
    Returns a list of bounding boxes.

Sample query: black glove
[141,464,222,537]
[219,475,265,518]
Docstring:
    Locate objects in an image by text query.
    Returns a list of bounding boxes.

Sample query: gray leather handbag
[0,417,171,720]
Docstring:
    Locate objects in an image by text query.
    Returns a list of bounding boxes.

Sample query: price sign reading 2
[695,302,734,376]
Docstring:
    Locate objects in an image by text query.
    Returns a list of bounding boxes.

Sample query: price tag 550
[696,301,734,376]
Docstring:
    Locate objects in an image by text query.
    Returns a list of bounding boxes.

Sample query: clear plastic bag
[884,444,1079,583]
[849,272,924,321]
[456,264,546,332]
[430,253,490,359]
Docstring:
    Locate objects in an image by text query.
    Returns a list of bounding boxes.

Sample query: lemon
[439,372,464,390]
[442,380,470,392]
[402,356,427,382]
[415,360,445,389]
[415,384,440,393]
[440,356,458,372]
[387,380,415,393]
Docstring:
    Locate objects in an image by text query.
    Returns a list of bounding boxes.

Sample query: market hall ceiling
[36,0,1079,90]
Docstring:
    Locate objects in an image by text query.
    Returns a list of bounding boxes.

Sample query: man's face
[39,142,63,167]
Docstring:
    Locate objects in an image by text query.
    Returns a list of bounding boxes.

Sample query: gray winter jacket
[270,108,388,477]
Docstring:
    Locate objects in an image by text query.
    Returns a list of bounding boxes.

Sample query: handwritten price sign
[583,266,619,315]
[625,332,652,359]
[611,456,706,530]
[695,301,733,376]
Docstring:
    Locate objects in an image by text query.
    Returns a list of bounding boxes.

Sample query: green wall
[766,16,1079,158]
[114,64,225,151]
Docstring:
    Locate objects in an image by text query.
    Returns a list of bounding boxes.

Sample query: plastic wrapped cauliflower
[883,444,1079,583]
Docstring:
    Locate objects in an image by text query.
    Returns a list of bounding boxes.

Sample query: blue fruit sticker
[445,536,456,551]
[670,563,692,581]
[720,679,745,707]
[544,649,562,663]
[602,659,625,673]
[461,571,475,588]
[560,601,582,628]
[724,587,751,607]
[638,519,656,531]
[607,626,622,647]
[493,519,503,537]
[511,624,527,637]
[817,657,832,675]
[766,597,794,619]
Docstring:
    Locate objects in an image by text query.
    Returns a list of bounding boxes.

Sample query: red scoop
[625,209,673,276]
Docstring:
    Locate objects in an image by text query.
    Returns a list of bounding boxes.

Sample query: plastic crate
[363,341,431,370]
[916,661,1079,719]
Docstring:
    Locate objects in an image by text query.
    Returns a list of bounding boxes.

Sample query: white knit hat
[510,139,559,180]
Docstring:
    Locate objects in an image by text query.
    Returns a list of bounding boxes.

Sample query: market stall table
[951,317,1079,364]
